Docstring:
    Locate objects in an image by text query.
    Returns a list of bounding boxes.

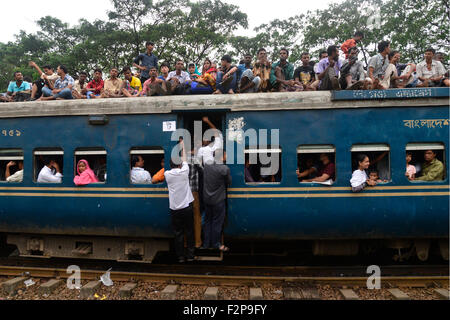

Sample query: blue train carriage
[0,87,448,262]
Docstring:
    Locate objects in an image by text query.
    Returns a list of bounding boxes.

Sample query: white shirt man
[197,134,223,166]
[164,161,194,211]
[37,166,62,183]
[167,70,191,84]
[7,170,23,182]
[131,167,152,184]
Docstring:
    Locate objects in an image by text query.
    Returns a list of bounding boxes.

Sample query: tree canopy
[0,0,448,91]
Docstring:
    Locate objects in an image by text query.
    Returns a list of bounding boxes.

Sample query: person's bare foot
[213,90,222,94]
[228,89,235,94]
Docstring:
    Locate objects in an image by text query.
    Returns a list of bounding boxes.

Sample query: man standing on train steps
[164,139,195,263]
[202,149,231,252]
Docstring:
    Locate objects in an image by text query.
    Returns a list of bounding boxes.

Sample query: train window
[33,148,64,183]
[297,145,336,185]
[0,149,24,183]
[74,148,107,183]
[244,147,282,184]
[405,143,446,181]
[351,144,391,182]
[129,147,165,185]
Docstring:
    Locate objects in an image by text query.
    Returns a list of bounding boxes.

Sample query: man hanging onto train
[270,48,303,92]
[187,144,203,248]
[409,150,444,181]
[39,65,74,100]
[130,155,152,184]
[37,157,63,183]
[367,40,391,89]
[316,45,342,90]
[5,160,23,183]
[28,61,59,101]
[164,139,195,263]
[197,117,223,166]
[202,148,231,252]
[416,48,448,87]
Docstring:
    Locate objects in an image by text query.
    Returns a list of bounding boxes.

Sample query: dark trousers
[203,201,226,249]
[170,204,195,259]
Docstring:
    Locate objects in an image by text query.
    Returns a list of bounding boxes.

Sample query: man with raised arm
[37,157,63,183]
[197,117,223,166]
[164,139,195,263]
[133,41,158,85]
[39,65,74,100]
[29,61,59,101]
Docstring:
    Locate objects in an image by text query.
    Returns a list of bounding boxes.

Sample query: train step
[195,249,224,261]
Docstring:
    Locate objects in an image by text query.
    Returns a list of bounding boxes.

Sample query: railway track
[0,259,448,300]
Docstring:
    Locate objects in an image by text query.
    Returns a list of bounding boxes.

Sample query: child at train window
[350,154,376,192]
[74,159,99,186]
[368,170,387,183]
[405,152,416,180]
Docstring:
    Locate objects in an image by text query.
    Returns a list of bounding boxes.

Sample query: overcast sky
[1,0,335,43]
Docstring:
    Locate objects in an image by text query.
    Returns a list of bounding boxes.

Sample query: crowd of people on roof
[1,31,448,103]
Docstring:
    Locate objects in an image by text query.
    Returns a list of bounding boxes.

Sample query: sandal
[219,245,229,252]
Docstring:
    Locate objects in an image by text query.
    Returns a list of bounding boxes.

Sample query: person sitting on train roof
[72,71,88,99]
[5,160,23,183]
[167,59,192,95]
[121,66,142,97]
[296,158,318,182]
[350,154,376,192]
[368,170,387,184]
[101,67,123,98]
[339,47,367,90]
[270,48,303,92]
[379,51,404,89]
[164,138,195,263]
[37,157,63,183]
[130,155,152,184]
[158,62,170,81]
[189,58,217,95]
[152,157,165,184]
[214,55,238,94]
[74,159,99,186]
[38,65,74,100]
[4,71,32,102]
[294,52,319,91]
[238,68,261,93]
[202,148,231,252]
[409,150,444,182]
[188,63,201,81]
[416,48,448,87]
[197,117,223,166]
[141,66,168,97]
[85,68,104,99]
[28,61,59,101]
[405,152,416,180]
[302,153,335,183]
[316,45,342,90]
[133,41,158,85]
[341,31,364,60]
[368,40,391,89]
[253,48,272,92]
[236,53,253,83]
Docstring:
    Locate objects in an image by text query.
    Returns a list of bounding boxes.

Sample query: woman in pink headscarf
[74,159,99,186]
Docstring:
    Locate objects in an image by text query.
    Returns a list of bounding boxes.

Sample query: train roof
[0,88,448,118]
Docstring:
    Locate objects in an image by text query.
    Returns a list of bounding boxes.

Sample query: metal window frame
[406,143,445,151]
[130,149,165,155]
[297,145,335,154]
[351,144,390,152]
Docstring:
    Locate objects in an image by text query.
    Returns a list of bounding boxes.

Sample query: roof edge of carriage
[0,88,448,118]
